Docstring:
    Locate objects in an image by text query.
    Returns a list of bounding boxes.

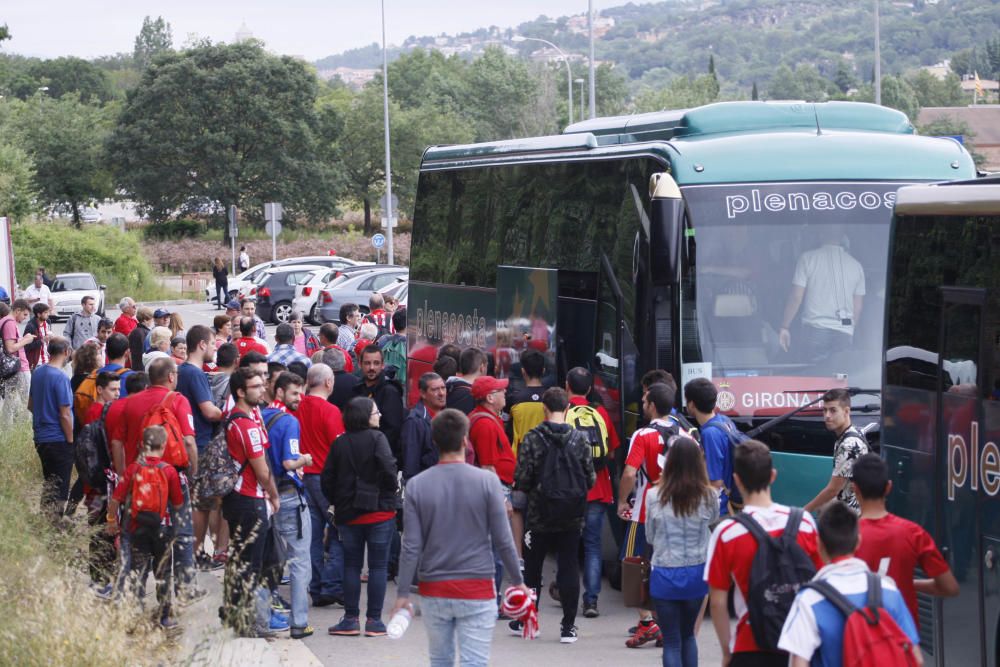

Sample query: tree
[833,59,857,94]
[0,24,9,44]
[133,16,173,70]
[9,94,114,225]
[0,142,39,222]
[465,47,538,141]
[751,81,759,100]
[919,117,987,167]
[108,42,338,227]
[28,57,114,103]
[634,74,720,112]
[907,70,965,108]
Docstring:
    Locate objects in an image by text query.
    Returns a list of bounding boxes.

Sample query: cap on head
[154,308,171,319]
[471,376,508,400]
[225,299,240,311]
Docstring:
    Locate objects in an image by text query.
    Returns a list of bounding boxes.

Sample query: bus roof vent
[563,101,915,142]
[675,101,914,137]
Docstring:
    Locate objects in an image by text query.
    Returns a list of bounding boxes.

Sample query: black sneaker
[560,625,579,644]
[582,601,599,618]
[508,620,524,636]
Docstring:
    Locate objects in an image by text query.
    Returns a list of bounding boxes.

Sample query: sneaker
[271,592,291,613]
[582,601,599,618]
[560,625,579,644]
[508,620,524,636]
[196,552,213,571]
[548,581,561,602]
[329,616,361,636]
[364,618,387,637]
[213,552,228,566]
[291,625,315,639]
[625,621,662,649]
[269,611,290,632]
[160,615,179,631]
[91,582,114,601]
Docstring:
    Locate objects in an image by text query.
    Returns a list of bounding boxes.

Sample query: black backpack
[703,417,750,507]
[537,430,590,524]
[75,403,112,493]
[731,508,817,651]
[649,417,684,460]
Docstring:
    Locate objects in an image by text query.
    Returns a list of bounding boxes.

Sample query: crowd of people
[0,274,962,666]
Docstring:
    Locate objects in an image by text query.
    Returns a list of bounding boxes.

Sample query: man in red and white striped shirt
[222,367,282,636]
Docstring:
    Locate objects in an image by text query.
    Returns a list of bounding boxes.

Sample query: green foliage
[0,142,39,222]
[634,74,721,112]
[765,64,837,102]
[28,57,114,103]
[0,24,9,43]
[141,218,202,241]
[133,16,173,70]
[907,70,965,108]
[108,41,339,226]
[2,94,115,224]
[11,222,163,301]
[466,47,539,140]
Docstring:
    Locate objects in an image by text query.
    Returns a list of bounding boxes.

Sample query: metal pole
[382,0,395,265]
[576,79,585,122]
[874,0,881,106]
[588,0,596,119]
[566,62,573,126]
[271,219,277,262]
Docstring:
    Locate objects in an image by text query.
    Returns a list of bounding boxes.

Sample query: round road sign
[372,233,386,249]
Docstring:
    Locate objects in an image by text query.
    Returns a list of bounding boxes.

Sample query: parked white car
[292,266,341,325]
[205,255,371,305]
[49,273,106,320]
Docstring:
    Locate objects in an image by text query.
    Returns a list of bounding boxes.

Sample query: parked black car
[250,264,326,324]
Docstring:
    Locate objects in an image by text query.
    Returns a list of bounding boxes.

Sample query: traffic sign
[372,233,386,249]
[379,193,398,213]
[264,202,283,221]
[265,220,283,236]
[380,217,398,228]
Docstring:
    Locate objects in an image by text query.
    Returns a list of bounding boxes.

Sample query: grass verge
[0,418,174,665]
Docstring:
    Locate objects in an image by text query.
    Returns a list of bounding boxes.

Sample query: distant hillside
[316,0,1000,91]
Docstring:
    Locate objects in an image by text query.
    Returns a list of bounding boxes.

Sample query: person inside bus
[778,225,865,363]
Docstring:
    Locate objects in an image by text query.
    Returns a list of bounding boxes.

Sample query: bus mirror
[649,173,683,285]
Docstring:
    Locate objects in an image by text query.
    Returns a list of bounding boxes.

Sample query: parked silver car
[316,266,407,323]
[50,273,106,320]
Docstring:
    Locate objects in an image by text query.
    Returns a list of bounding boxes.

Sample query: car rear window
[53,275,97,291]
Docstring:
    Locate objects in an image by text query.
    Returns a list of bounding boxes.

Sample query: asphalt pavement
[55,298,728,666]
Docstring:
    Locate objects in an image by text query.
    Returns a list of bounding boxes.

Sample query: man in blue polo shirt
[262,371,314,639]
[27,336,74,522]
[684,377,736,516]
[176,325,221,584]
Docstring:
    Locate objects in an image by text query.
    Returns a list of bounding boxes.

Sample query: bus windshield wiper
[746,388,880,439]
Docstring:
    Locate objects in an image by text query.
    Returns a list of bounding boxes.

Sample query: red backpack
[129,461,171,528]
[804,571,919,667]
[139,392,189,468]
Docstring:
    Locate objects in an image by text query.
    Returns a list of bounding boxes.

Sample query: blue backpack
[703,417,749,509]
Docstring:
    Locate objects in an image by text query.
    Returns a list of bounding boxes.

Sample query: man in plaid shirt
[268,323,312,369]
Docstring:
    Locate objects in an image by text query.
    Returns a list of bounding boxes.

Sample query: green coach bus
[407,101,976,505]
[883,177,1000,665]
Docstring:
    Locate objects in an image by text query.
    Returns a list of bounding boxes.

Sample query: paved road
[56,299,728,665]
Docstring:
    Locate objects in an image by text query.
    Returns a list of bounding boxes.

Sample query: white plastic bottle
[387,608,412,639]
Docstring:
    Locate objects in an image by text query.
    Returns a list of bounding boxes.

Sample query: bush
[141,219,204,241]
[12,222,167,303]
[0,418,172,664]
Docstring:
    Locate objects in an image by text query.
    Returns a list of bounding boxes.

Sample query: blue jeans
[652,596,702,667]
[274,488,312,629]
[169,472,197,591]
[582,501,606,604]
[338,518,394,621]
[422,596,496,667]
[303,474,343,599]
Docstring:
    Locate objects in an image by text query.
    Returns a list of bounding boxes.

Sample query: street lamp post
[874,0,882,105]
[575,78,585,123]
[381,0,394,265]
[512,35,574,125]
[588,0,596,119]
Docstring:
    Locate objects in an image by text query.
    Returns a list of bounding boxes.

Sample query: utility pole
[874,0,882,106]
[588,0,596,119]
[381,0,394,265]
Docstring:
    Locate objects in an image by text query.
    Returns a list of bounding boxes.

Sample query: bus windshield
[680,182,899,416]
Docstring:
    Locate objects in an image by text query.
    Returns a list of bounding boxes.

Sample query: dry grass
[0,418,176,666]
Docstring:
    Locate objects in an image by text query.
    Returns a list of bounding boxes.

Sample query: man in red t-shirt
[564,367,619,619]
[705,440,823,667]
[852,453,958,626]
[235,316,268,359]
[222,367,281,634]
[469,375,516,606]
[113,297,138,336]
[297,362,346,606]
[108,357,196,473]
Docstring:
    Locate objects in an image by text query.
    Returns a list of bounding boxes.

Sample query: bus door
[937,286,993,666]
[495,266,558,388]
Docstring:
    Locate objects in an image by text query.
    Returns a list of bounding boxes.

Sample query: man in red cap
[469,375,516,613]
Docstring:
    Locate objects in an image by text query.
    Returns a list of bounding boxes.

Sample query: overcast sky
[4,1,606,61]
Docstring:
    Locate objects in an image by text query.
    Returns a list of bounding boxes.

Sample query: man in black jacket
[128,306,153,370]
[400,372,447,482]
[354,345,405,460]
